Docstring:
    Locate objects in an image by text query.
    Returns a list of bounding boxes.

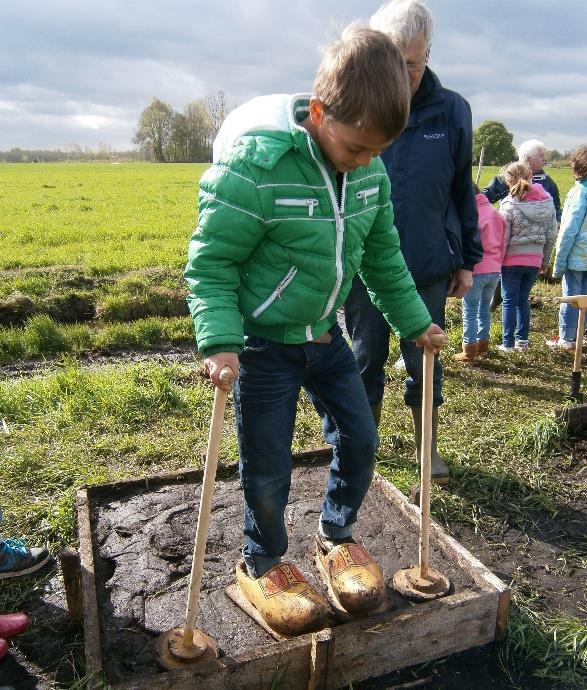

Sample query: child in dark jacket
[455,184,507,363]
[184,26,444,637]
[498,162,557,352]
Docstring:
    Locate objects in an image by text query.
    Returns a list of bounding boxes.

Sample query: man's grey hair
[370,0,434,50]
[517,139,546,162]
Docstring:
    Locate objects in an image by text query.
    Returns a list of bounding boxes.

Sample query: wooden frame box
[75,454,509,689]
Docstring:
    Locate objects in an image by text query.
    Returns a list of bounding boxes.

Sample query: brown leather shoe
[454,341,478,363]
[235,561,328,636]
[315,538,386,615]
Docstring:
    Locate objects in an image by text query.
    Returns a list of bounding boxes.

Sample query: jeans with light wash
[233,323,378,578]
[344,275,446,408]
[500,265,540,347]
[461,272,500,343]
[559,270,587,341]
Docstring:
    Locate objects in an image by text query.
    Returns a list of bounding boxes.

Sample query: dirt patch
[90,464,475,684]
[0,342,198,381]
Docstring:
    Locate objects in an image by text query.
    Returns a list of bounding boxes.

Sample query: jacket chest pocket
[274,197,319,217]
[355,186,379,207]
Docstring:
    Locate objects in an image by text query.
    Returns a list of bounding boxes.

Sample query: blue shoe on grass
[0,538,51,579]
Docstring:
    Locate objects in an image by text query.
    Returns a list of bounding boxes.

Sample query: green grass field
[0,162,207,271]
[0,163,576,273]
[0,162,585,688]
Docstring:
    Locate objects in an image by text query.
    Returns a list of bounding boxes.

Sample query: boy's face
[307,99,393,173]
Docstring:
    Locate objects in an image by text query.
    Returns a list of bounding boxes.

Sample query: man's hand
[414,323,447,354]
[448,269,473,298]
[205,352,239,390]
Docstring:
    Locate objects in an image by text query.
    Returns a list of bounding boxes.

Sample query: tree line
[133,92,230,163]
[0,144,142,164]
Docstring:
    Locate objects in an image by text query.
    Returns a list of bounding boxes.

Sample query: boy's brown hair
[502,161,532,199]
[313,24,410,141]
[571,145,587,181]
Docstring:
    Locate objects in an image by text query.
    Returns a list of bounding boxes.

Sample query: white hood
[212,94,292,163]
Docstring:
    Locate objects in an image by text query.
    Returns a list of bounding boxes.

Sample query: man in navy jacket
[344,0,482,483]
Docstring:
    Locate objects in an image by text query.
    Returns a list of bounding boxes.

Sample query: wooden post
[307,629,334,690]
[60,547,83,624]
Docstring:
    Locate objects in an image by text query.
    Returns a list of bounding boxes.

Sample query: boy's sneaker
[515,340,529,352]
[0,539,51,579]
[546,336,575,350]
[497,344,515,353]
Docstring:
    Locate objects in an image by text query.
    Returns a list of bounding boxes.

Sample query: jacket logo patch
[423,133,445,140]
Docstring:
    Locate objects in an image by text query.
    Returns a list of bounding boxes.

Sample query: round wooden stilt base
[392,567,451,602]
[154,627,219,670]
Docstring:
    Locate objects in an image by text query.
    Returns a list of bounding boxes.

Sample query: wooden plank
[86,448,331,503]
[115,637,314,690]
[76,488,105,689]
[329,589,498,687]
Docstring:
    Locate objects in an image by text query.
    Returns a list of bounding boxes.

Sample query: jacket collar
[287,94,330,168]
[411,68,442,109]
[406,68,444,127]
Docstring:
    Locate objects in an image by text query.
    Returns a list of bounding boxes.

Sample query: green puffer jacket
[185,94,431,357]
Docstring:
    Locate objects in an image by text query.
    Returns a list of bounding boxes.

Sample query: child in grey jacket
[498,162,557,352]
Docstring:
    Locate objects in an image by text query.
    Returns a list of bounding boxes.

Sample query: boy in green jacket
[185,25,444,636]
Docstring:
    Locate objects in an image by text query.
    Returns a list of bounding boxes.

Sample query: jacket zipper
[356,187,379,206]
[305,136,346,320]
[275,198,319,217]
[251,266,298,318]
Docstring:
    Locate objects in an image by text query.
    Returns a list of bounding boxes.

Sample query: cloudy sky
[1,0,585,153]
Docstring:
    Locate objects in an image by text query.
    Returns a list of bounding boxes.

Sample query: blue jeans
[344,275,446,408]
[462,272,500,343]
[500,265,540,346]
[234,323,378,577]
[559,270,587,341]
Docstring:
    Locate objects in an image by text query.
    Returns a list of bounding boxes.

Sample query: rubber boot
[453,342,477,364]
[410,407,449,485]
[370,403,383,428]
[477,340,489,357]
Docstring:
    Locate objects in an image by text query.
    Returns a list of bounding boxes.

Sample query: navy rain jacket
[381,68,482,287]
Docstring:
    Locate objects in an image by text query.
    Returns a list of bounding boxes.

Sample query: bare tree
[205,91,231,143]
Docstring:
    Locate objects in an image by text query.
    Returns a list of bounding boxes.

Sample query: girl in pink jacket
[455,184,508,363]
